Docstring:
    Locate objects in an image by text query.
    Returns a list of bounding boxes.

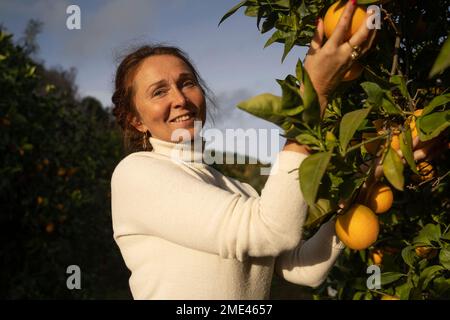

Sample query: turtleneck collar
[148,135,207,168]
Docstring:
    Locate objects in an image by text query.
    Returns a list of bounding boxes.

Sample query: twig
[382,8,402,76]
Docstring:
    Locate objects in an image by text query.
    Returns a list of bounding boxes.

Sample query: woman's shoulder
[111,151,178,180]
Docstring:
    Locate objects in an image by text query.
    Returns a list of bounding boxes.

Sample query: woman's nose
[171,87,187,107]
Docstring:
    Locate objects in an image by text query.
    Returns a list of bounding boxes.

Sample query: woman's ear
[129,114,147,133]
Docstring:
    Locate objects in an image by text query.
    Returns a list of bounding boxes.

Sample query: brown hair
[111,45,216,154]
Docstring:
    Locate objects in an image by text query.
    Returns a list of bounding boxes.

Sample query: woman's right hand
[303,0,377,115]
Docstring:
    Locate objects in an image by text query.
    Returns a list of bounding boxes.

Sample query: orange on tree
[410,109,423,139]
[45,222,55,234]
[412,161,436,182]
[362,132,382,155]
[335,204,379,250]
[415,246,438,260]
[371,249,383,265]
[381,294,400,300]
[366,183,394,214]
[324,0,367,40]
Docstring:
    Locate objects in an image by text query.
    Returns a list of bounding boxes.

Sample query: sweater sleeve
[111,150,308,262]
[274,218,345,288]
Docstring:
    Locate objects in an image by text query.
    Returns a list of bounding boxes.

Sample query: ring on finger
[347,41,362,60]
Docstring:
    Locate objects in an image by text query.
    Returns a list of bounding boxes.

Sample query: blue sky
[0,0,309,163]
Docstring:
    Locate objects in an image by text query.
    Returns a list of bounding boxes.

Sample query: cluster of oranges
[335,182,393,250]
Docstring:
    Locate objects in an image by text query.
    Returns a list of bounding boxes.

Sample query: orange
[370,119,402,151]
[335,204,379,250]
[366,183,394,214]
[362,132,382,155]
[343,63,364,82]
[415,246,438,259]
[45,222,55,234]
[410,109,423,139]
[413,161,435,182]
[324,1,367,40]
[371,249,383,265]
[381,295,400,300]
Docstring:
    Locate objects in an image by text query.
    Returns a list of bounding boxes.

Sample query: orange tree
[221,0,450,299]
[0,28,130,298]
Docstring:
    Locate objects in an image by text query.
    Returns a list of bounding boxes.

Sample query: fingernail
[351,0,357,5]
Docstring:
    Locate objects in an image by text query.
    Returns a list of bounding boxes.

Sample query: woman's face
[131,54,206,142]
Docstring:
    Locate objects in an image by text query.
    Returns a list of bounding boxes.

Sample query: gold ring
[347,41,362,60]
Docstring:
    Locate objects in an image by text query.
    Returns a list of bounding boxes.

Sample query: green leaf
[339,108,371,153]
[295,133,321,146]
[417,110,450,141]
[418,265,444,290]
[381,91,402,115]
[442,230,450,241]
[399,128,418,174]
[439,247,450,270]
[396,281,412,300]
[413,224,442,246]
[383,147,404,191]
[299,151,332,207]
[282,31,296,62]
[296,59,320,124]
[429,34,450,78]
[390,75,410,99]
[401,246,417,268]
[305,198,334,227]
[423,93,450,116]
[219,0,249,26]
[361,82,384,106]
[236,93,285,126]
[264,30,286,48]
[380,272,406,286]
[340,176,365,200]
[276,75,303,116]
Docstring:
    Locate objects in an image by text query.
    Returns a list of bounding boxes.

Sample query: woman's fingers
[308,18,324,55]
[346,9,376,56]
[329,0,357,46]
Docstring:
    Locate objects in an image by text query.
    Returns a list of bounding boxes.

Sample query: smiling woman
[110,1,376,299]
[111,45,215,154]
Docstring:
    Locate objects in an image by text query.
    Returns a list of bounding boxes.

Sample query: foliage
[222,0,450,299]
[0,27,131,299]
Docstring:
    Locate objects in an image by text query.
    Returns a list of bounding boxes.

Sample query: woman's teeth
[173,114,193,122]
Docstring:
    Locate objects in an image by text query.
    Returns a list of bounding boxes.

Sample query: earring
[142,131,148,150]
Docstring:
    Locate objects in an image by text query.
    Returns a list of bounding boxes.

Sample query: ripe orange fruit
[335,204,379,250]
[415,246,438,259]
[410,109,423,139]
[343,63,364,81]
[381,294,400,300]
[362,132,381,154]
[366,183,394,214]
[324,1,367,40]
[45,222,55,234]
[371,249,383,265]
[413,161,435,182]
[370,120,402,151]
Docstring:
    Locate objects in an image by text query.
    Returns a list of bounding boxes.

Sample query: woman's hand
[303,0,377,115]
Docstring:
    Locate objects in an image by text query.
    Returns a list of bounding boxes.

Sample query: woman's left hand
[303,1,377,114]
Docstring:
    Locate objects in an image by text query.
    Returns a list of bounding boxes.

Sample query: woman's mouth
[169,112,196,125]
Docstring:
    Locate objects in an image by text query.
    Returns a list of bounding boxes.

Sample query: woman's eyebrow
[146,79,166,94]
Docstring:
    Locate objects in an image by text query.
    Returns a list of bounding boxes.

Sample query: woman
[111,1,375,299]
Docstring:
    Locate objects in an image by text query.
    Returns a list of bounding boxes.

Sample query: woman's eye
[153,89,167,97]
[183,80,195,87]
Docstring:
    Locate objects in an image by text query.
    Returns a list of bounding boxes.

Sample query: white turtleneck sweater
[111,136,344,300]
